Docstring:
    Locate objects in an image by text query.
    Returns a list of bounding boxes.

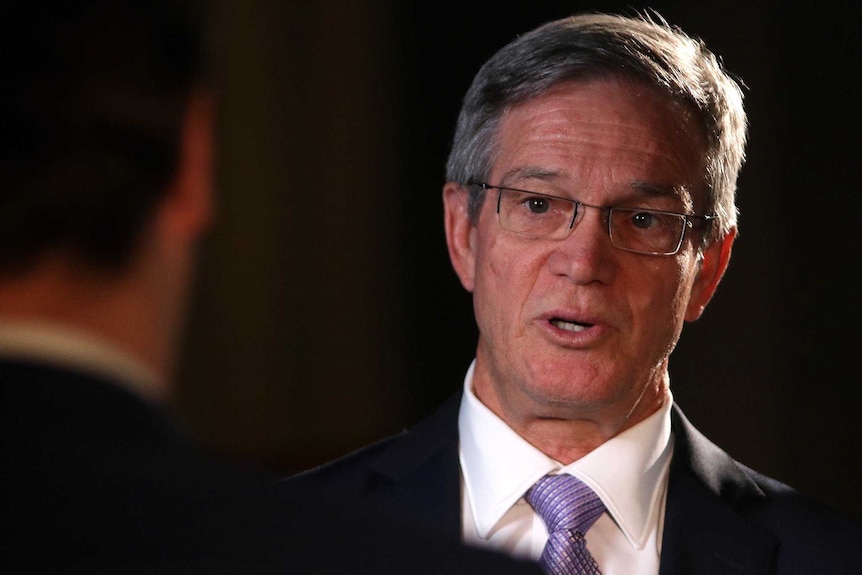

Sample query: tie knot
[525,474,605,535]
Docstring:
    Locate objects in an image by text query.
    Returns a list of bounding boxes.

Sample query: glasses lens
[609,208,686,255]
[497,188,576,238]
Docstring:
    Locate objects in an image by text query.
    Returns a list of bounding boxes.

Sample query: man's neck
[471,364,669,465]
[0,255,171,395]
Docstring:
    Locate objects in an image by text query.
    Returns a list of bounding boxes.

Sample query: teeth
[551,319,587,333]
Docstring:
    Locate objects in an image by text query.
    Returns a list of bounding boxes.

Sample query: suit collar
[660,404,778,574]
[372,391,461,480]
[368,391,464,541]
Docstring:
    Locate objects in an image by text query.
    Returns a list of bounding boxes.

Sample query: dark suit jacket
[287,391,862,574]
[1,360,542,574]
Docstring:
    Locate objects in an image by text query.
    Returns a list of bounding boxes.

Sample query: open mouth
[550,318,592,333]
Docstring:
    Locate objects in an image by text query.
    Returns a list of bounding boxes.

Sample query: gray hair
[444,11,747,243]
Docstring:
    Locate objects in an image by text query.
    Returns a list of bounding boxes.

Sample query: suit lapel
[368,392,464,541]
[659,405,778,575]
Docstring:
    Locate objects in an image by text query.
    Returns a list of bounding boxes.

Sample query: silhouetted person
[0,2,544,573]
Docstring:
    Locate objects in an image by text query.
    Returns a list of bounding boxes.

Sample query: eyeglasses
[469,181,715,256]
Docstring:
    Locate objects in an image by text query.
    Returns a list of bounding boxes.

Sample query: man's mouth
[550,318,591,333]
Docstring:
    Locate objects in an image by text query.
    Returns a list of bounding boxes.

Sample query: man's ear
[443,182,477,293]
[158,91,215,243]
[685,228,736,322]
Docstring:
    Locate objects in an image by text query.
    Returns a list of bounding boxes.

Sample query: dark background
[176,0,862,523]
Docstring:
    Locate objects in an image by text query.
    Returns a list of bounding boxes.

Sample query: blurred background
[176,0,862,522]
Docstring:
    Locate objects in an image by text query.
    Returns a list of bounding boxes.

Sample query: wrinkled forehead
[500,75,708,158]
[490,77,709,207]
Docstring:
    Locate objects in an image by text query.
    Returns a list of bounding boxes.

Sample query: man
[287,11,862,574]
[0,1,544,573]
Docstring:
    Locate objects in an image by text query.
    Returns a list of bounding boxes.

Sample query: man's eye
[526,197,550,214]
[631,211,658,229]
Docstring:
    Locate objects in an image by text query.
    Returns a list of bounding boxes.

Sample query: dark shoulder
[742,463,862,546]
[267,483,543,575]
[283,391,462,494]
[285,430,407,493]
[715,460,862,573]
[670,404,862,571]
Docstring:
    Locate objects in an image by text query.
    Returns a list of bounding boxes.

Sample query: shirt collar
[458,359,673,549]
[0,319,165,403]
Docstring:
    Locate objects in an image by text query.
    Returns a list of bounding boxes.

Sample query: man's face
[445,77,730,433]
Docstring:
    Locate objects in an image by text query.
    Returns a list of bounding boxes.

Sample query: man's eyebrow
[630,181,690,200]
[498,167,561,187]
[495,171,692,203]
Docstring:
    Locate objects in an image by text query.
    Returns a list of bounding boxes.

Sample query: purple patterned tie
[525,474,605,575]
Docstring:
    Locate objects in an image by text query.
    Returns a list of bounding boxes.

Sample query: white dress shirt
[459,360,673,575]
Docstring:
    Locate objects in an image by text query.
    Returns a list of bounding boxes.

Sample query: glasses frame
[468,181,716,256]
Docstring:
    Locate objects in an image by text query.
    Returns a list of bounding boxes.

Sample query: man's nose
[547,204,617,284]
